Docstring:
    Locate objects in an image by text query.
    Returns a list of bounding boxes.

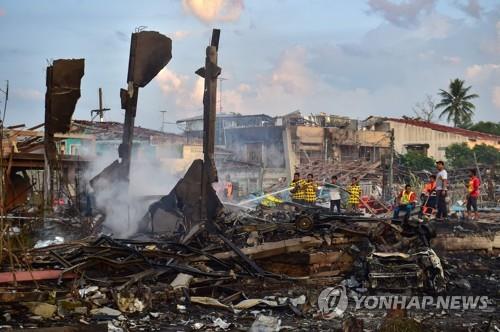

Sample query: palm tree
[436,79,479,127]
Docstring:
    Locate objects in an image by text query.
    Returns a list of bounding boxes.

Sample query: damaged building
[178,111,391,197]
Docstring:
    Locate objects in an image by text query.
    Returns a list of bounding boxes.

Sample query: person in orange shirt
[466,169,481,220]
[224,175,234,201]
[420,175,437,217]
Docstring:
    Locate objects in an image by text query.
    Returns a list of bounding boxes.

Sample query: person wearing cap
[435,161,448,221]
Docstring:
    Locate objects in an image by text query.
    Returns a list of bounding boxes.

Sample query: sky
[0,0,498,132]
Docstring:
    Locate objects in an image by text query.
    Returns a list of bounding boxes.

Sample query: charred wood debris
[0,29,499,332]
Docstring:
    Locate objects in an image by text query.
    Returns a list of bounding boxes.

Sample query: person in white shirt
[329,176,341,213]
[435,160,449,221]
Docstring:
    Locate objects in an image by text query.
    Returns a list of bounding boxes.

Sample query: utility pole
[387,128,395,201]
[0,80,8,123]
[91,88,110,122]
[160,110,167,132]
[218,77,227,113]
[0,80,8,215]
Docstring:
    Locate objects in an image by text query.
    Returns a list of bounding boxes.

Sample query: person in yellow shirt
[393,184,417,220]
[347,176,361,212]
[303,173,318,206]
[290,172,306,204]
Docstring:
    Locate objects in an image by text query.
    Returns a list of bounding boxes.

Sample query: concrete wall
[159,144,203,175]
[387,120,500,160]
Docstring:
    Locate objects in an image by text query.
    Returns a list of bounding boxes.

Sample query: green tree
[472,144,499,165]
[468,121,500,136]
[399,151,436,171]
[436,79,479,127]
[444,143,474,168]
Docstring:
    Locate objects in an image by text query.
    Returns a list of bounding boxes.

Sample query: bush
[399,151,436,171]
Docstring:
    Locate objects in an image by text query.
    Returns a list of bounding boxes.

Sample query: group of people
[290,172,319,206]
[289,160,481,221]
[290,172,362,213]
[393,160,481,221]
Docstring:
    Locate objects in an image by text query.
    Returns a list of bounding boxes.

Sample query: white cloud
[156,68,185,95]
[465,63,500,82]
[155,68,204,112]
[269,46,314,95]
[367,0,436,28]
[12,89,43,101]
[454,0,482,19]
[182,0,244,23]
[492,86,500,109]
[171,30,191,41]
[442,55,461,64]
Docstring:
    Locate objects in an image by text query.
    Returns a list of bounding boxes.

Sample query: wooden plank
[190,236,325,262]
[11,326,107,332]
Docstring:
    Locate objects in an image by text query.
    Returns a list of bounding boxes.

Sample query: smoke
[182,0,244,23]
[85,145,181,238]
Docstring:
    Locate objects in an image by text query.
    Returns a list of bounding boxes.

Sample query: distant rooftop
[176,112,273,123]
[385,117,500,141]
[71,120,185,141]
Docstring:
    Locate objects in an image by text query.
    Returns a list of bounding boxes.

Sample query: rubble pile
[0,207,498,330]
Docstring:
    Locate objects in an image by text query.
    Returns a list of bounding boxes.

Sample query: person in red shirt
[466,169,481,220]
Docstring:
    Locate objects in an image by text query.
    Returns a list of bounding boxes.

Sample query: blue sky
[0,0,498,132]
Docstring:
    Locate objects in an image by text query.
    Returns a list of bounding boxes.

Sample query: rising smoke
[84,146,180,238]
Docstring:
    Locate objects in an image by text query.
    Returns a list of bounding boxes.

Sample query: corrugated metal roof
[71,120,184,141]
[176,113,273,123]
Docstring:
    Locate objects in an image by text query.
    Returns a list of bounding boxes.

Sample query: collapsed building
[177,111,392,198]
[0,27,498,332]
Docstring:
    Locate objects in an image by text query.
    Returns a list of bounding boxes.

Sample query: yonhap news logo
[318,287,490,320]
[317,285,349,319]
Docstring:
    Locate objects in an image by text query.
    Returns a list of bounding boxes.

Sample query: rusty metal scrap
[127,31,172,88]
[44,59,85,135]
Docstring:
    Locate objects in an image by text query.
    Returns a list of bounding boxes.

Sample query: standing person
[303,173,318,206]
[329,176,341,213]
[421,175,437,217]
[393,184,417,220]
[466,169,481,220]
[435,161,448,221]
[290,172,305,204]
[224,175,234,201]
[347,176,361,213]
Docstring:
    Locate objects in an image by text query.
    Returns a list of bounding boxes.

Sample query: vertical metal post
[120,33,140,184]
[98,88,104,122]
[197,29,221,222]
